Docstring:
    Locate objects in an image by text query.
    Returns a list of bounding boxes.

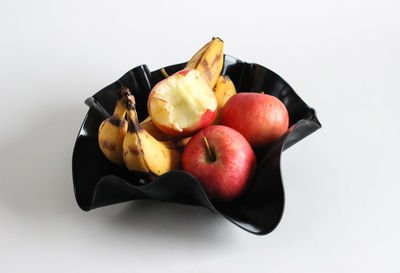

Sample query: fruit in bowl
[123,95,181,176]
[96,37,291,202]
[148,69,218,138]
[221,93,289,148]
[97,87,131,165]
[182,125,256,202]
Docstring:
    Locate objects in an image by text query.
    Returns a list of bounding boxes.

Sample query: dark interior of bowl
[72,55,321,235]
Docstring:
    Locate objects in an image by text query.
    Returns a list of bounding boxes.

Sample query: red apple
[182,125,257,202]
[148,69,217,137]
[220,93,289,148]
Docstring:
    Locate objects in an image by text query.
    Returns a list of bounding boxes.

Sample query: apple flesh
[148,69,217,137]
[182,125,257,202]
[221,93,289,148]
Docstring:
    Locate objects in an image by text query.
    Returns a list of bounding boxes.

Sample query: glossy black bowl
[72,55,321,235]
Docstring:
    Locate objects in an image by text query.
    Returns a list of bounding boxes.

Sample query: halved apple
[148,69,217,137]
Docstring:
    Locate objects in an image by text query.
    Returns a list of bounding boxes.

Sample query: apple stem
[203,136,216,162]
[161,68,169,78]
[260,91,264,94]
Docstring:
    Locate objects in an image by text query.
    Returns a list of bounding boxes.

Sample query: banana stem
[203,136,216,162]
[119,87,131,98]
[161,68,169,78]
[112,87,131,119]
[125,95,140,127]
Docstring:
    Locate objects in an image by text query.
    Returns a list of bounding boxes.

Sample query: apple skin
[182,125,257,202]
[173,68,191,76]
[148,69,217,138]
[151,108,216,138]
[220,93,289,148]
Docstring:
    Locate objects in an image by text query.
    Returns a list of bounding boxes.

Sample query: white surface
[1,0,399,272]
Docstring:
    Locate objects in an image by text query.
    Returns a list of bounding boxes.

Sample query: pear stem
[203,136,216,162]
[161,68,169,78]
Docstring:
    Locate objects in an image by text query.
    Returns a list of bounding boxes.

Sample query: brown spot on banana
[127,120,135,133]
[127,119,144,133]
[201,59,214,82]
[212,54,222,66]
[128,146,141,155]
[120,119,127,128]
[100,140,116,151]
[109,116,122,127]
[201,58,209,70]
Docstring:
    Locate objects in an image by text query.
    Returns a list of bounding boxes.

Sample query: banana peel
[213,75,237,124]
[98,88,130,165]
[185,37,224,89]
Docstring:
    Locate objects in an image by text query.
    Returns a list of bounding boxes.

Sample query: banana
[185,37,224,89]
[213,75,237,124]
[140,117,191,149]
[172,137,192,149]
[98,87,131,165]
[123,95,181,176]
[140,116,172,142]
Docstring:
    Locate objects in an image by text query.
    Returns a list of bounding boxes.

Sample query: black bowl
[72,55,321,235]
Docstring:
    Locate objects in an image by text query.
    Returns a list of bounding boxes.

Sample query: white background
[1,0,399,272]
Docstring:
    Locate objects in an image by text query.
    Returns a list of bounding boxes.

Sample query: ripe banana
[140,116,172,141]
[172,137,192,149]
[123,95,181,176]
[140,116,191,149]
[98,87,131,165]
[213,75,237,124]
[185,37,224,89]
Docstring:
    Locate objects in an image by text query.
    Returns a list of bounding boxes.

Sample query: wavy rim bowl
[72,55,321,235]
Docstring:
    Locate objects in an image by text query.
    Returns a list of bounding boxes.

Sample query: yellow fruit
[213,75,237,124]
[172,137,192,149]
[123,95,181,176]
[98,87,131,165]
[185,37,224,89]
[140,116,172,141]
